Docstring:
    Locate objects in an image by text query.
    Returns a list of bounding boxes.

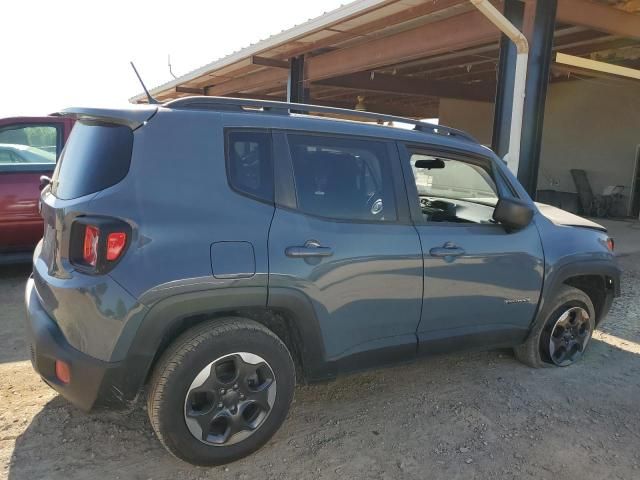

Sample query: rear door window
[51,121,133,200]
[286,134,397,222]
[226,130,274,202]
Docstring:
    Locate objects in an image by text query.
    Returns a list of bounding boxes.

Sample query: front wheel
[514,286,595,368]
[147,318,295,466]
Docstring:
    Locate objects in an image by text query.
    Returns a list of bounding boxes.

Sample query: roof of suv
[61,96,495,158]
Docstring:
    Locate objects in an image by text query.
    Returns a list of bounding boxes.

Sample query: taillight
[606,237,615,252]
[106,232,127,261]
[70,218,130,273]
[83,225,100,266]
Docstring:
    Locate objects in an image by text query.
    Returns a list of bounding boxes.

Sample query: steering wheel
[421,198,456,221]
[366,192,384,217]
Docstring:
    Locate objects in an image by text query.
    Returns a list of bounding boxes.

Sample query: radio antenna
[130,61,158,104]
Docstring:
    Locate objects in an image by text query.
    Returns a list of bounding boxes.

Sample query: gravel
[1,249,639,480]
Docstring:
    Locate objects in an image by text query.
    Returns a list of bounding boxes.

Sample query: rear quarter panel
[89,109,273,303]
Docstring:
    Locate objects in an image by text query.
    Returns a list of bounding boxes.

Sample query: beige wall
[438,98,494,146]
[436,80,640,215]
[538,80,640,216]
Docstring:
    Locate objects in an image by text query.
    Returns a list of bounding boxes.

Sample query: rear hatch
[37,106,156,278]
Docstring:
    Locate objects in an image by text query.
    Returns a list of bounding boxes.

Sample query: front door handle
[285,240,333,258]
[429,242,465,258]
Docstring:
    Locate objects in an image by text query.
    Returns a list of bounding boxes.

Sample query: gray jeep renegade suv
[25,97,620,465]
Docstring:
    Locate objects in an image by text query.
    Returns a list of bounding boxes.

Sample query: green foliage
[0,126,57,154]
[25,127,57,149]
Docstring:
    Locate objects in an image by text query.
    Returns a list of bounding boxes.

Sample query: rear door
[397,143,544,352]
[268,132,423,376]
[0,120,62,254]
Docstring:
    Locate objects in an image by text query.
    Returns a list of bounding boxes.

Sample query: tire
[514,285,595,368]
[147,317,295,466]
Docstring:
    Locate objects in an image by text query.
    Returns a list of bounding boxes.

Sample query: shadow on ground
[8,338,640,480]
[0,264,31,363]
[5,236,640,479]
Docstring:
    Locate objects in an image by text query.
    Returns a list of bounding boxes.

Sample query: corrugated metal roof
[129,0,388,102]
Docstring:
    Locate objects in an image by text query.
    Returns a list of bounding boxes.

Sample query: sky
[1,0,347,117]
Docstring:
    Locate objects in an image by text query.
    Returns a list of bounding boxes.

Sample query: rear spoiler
[59,106,158,130]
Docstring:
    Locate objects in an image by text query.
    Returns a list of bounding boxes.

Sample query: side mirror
[492,197,534,231]
[39,175,51,191]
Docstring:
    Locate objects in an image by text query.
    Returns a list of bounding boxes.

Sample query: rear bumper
[24,277,137,411]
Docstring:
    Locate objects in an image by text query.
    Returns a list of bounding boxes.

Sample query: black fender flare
[268,287,331,381]
[531,258,621,330]
[110,286,329,403]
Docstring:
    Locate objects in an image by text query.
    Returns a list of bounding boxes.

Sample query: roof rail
[164,96,477,143]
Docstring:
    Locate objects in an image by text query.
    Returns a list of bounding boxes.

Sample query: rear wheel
[147,318,295,466]
[514,286,595,368]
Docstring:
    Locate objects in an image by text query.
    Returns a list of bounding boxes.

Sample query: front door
[397,144,544,353]
[268,132,423,377]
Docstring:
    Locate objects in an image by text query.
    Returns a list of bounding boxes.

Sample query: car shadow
[0,263,31,363]
[7,338,640,480]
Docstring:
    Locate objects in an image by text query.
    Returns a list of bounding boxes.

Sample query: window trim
[494,163,519,198]
[0,122,61,172]
[277,130,410,225]
[273,132,297,210]
[224,128,275,206]
[398,142,511,228]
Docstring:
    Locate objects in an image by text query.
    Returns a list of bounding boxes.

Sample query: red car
[0,116,75,263]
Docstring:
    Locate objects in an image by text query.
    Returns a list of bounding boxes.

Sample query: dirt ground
[2,221,640,480]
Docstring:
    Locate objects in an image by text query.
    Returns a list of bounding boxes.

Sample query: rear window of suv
[51,121,133,200]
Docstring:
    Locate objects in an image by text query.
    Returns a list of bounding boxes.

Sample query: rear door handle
[285,240,333,258]
[429,242,465,258]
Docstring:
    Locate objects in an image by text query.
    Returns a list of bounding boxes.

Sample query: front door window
[408,152,498,224]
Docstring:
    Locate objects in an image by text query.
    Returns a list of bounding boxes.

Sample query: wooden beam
[250,56,289,69]
[556,52,640,80]
[394,26,588,75]
[306,10,499,81]
[204,68,288,96]
[313,99,439,118]
[175,86,205,95]
[222,92,286,101]
[619,0,640,13]
[281,0,464,58]
[314,71,494,102]
[206,10,499,96]
[550,64,640,88]
[557,0,640,40]
[218,92,438,118]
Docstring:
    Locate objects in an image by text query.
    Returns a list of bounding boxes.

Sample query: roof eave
[129,0,388,103]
